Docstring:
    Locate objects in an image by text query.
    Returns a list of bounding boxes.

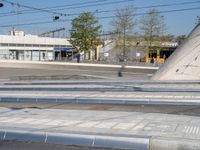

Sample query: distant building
[0,30,73,61]
[98,39,179,63]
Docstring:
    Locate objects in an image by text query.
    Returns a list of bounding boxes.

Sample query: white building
[0,30,73,61]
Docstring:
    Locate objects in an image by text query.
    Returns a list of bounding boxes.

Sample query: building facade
[0,30,73,61]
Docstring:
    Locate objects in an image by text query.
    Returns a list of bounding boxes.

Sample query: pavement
[0,80,200,149]
[1,102,200,117]
[0,60,157,80]
[0,107,200,150]
[0,81,200,105]
[0,60,200,149]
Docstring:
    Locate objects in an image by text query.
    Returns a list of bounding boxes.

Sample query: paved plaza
[0,61,200,149]
[0,107,200,150]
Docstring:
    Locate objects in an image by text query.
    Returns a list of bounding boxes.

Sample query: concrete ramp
[152,24,200,80]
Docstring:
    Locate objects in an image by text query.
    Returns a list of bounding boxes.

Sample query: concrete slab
[0,107,199,149]
[152,24,200,80]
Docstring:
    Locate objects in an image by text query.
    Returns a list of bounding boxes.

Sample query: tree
[70,12,101,60]
[140,9,167,48]
[111,6,136,59]
[196,16,200,25]
[176,35,186,45]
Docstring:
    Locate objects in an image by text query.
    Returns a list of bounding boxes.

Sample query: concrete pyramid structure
[152,24,200,81]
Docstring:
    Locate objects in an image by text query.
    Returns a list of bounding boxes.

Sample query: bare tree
[140,9,167,48]
[111,6,136,59]
[196,16,200,25]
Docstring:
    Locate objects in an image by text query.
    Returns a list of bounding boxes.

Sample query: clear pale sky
[0,0,199,36]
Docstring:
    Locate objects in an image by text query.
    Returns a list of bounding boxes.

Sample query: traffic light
[0,3,3,7]
[53,16,59,21]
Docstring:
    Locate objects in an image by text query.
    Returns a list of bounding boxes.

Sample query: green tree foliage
[70,12,101,59]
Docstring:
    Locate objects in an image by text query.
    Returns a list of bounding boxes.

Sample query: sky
[0,0,199,36]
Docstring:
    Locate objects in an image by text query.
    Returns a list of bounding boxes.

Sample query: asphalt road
[1,102,200,116]
[0,60,157,81]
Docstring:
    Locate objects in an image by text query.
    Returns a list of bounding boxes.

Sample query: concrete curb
[2,81,200,85]
[0,130,149,150]
[0,87,200,92]
[0,60,159,70]
[0,130,200,150]
[1,97,200,106]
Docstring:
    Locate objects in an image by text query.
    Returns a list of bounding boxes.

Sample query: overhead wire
[0,0,66,16]
[0,0,112,15]
[0,6,200,28]
[0,0,199,20]
[0,0,134,17]
[0,0,199,23]
[0,0,111,16]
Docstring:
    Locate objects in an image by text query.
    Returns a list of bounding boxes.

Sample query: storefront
[54,47,75,61]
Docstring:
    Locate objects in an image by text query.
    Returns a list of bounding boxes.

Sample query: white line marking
[185,126,190,134]
[196,127,199,134]
[193,127,197,134]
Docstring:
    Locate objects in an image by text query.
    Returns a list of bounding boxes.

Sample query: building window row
[0,43,71,48]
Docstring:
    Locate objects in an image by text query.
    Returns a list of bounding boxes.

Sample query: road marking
[189,127,193,134]
[193,127,197,134]
[196,127,200,134]
[184,126,200,135]
[183,126,187,132]
[185,126,190,134]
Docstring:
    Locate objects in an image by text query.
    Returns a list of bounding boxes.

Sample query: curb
[0,130,200,150]
[0,60,159,70]
[1,97,200,106]
[0,87,200,92]
[0,130,149,150]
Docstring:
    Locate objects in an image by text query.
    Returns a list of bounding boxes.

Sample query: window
[33,45,40,47]
[0,43,8,46]
[9,43,16,47]
[25,44,32,47]
[17,44,24,47]
[40,45,47,47]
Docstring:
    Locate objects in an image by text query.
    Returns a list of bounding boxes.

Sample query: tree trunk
[84,50,86,60]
